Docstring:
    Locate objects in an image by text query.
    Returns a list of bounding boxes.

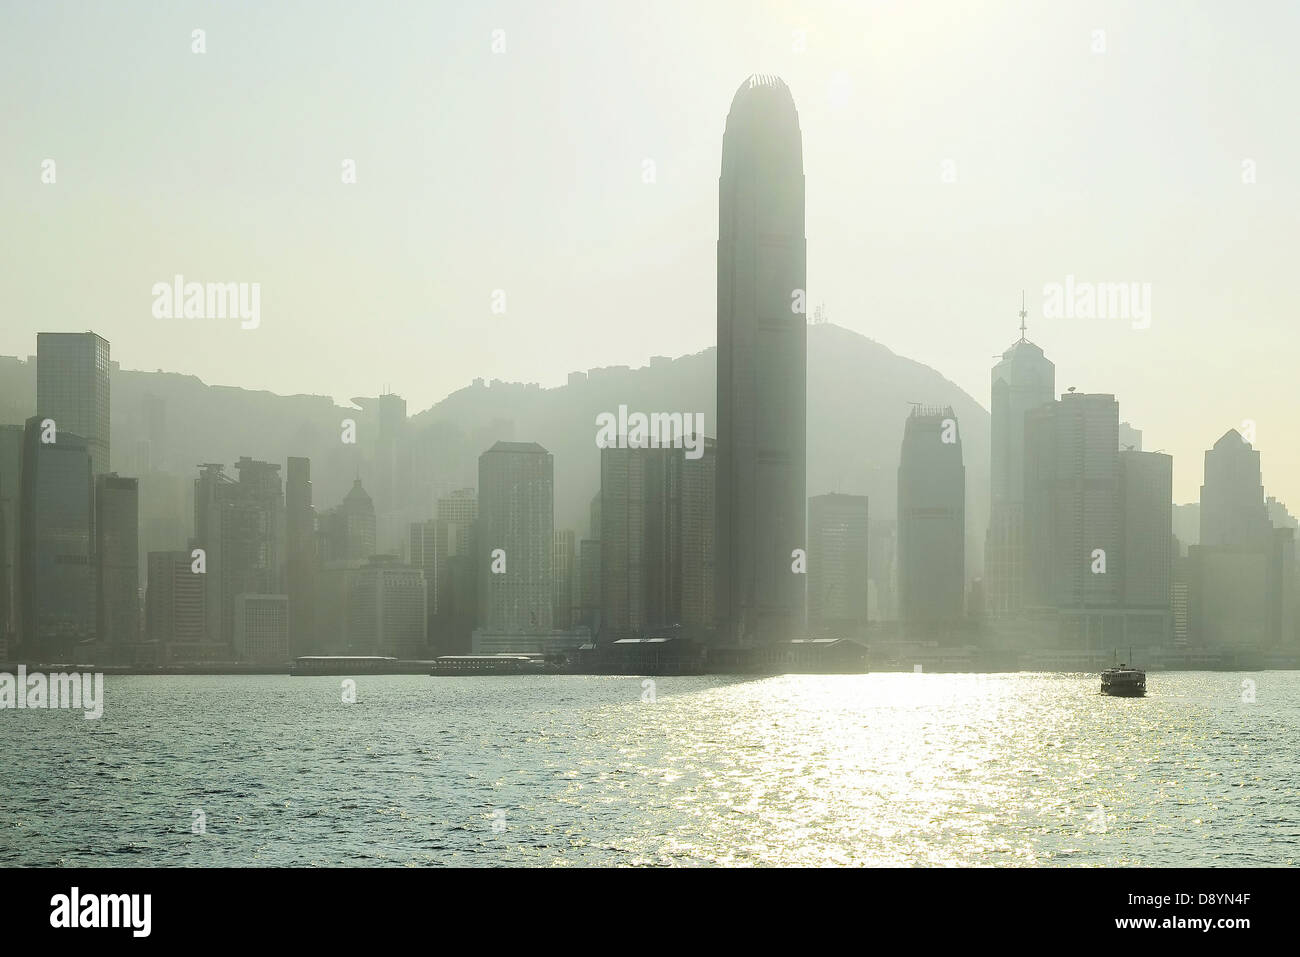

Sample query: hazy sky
[2,0,1297,507]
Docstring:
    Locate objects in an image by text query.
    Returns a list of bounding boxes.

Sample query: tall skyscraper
[477,441,553,634]
[95,473,139,656]
[600,441,716,640]
[345,555,427,657]
[194,458,285,654]
[1200,430,1271,549]
[146,549,207,655]
[1191,430,1290,651]
[985,305,1055,618]
[552,529,577,629]
[807,493,870,638]
[233,593,289,663]
[600,446,648,637]
[715,74,807,646]
[18,416,94,658]
[897,407,966,632]
[0,424,23,645]
[318,478,377,562]
[285,457,317,657]
[1119,450,1174,644]
[36,332,110,475]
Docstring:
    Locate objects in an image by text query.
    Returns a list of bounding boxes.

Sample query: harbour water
[1,672,1296,866]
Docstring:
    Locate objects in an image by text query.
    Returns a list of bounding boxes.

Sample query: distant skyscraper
[36,332,110,475]
[1024,392,1118,616]
[600,446,648,637]
[715,74,807,646]
[431,487,479,653]
[552,529,577,629]
[233,593,290,663]
[18,416,94,657]
[286,457,316,657]
[807,493,869,638]
[194,458,285,654]
[897,407,965,631]
[319,479,377,562]
[1119,421,1143,452]
[477,441,553,633]
[95,473,139,655]
[345,555,427,657]
[1119,450,1173,644]
[146,549,206,655]
[1200,430,1271,549]
[1191,430,1290,651]
[0,424,23,643]
[985,306,1055,618]
[351,393,410,553]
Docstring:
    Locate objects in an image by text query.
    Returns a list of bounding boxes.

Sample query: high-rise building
[18,416,94,658]
[1119,450,1173,645]
[0,424,23,644]
[318,478,376,562]
[715,74,807,646]
[578,538,601,631]
[36,332,110,475]
[985,308,1055,619]
[600,446,648,637]
[430,488,479,654]
[345,555,426,657]
[897,407,965,632]
[1200,430,1271,549]
[408,520,440,621]
[807,493,869,638]
[194,458,285,655]
[95,473,139,655]
[600,441,716,640]
[233,593,290,663]
[678,438,716,634]
[146,550,207,655]
[477,442,553,634]
[1190,430,1292,651]
[285,457,316,657]
[552,529,577,629]
[350,393,410,554]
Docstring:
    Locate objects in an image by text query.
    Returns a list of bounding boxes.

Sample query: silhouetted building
[898,407,965,633]
[601,441,715,640]
[1190,430,1295,652]
[0,424,22,646]
[146,549,208,656]
[233,592,289,663]
[319,478,376,562]
[345,555,426,657]
[477,441,553,633]
[95,473,139,656]
[18,417,94,658]
[194,458,285,656]
[578,538,601,631]
[1119,450,1173,644]
[285,457,317,657]
[867,519,897,621]
[36,332,110,475]
[715,74,807,646]
[807,493,869,638]
[985,314,1054,618]
[552,529,577,629]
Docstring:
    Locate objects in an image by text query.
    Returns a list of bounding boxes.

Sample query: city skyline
[5,1,1300,512]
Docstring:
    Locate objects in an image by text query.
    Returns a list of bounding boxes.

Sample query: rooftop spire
[1018,290,1027,341]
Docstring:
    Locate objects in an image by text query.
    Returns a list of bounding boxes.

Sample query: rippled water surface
[2,672,1297,866]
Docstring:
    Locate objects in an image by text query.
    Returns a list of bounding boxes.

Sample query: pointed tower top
[1018,290,1028,341]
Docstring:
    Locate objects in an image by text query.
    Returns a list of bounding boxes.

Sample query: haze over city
[4,0,1299,508]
